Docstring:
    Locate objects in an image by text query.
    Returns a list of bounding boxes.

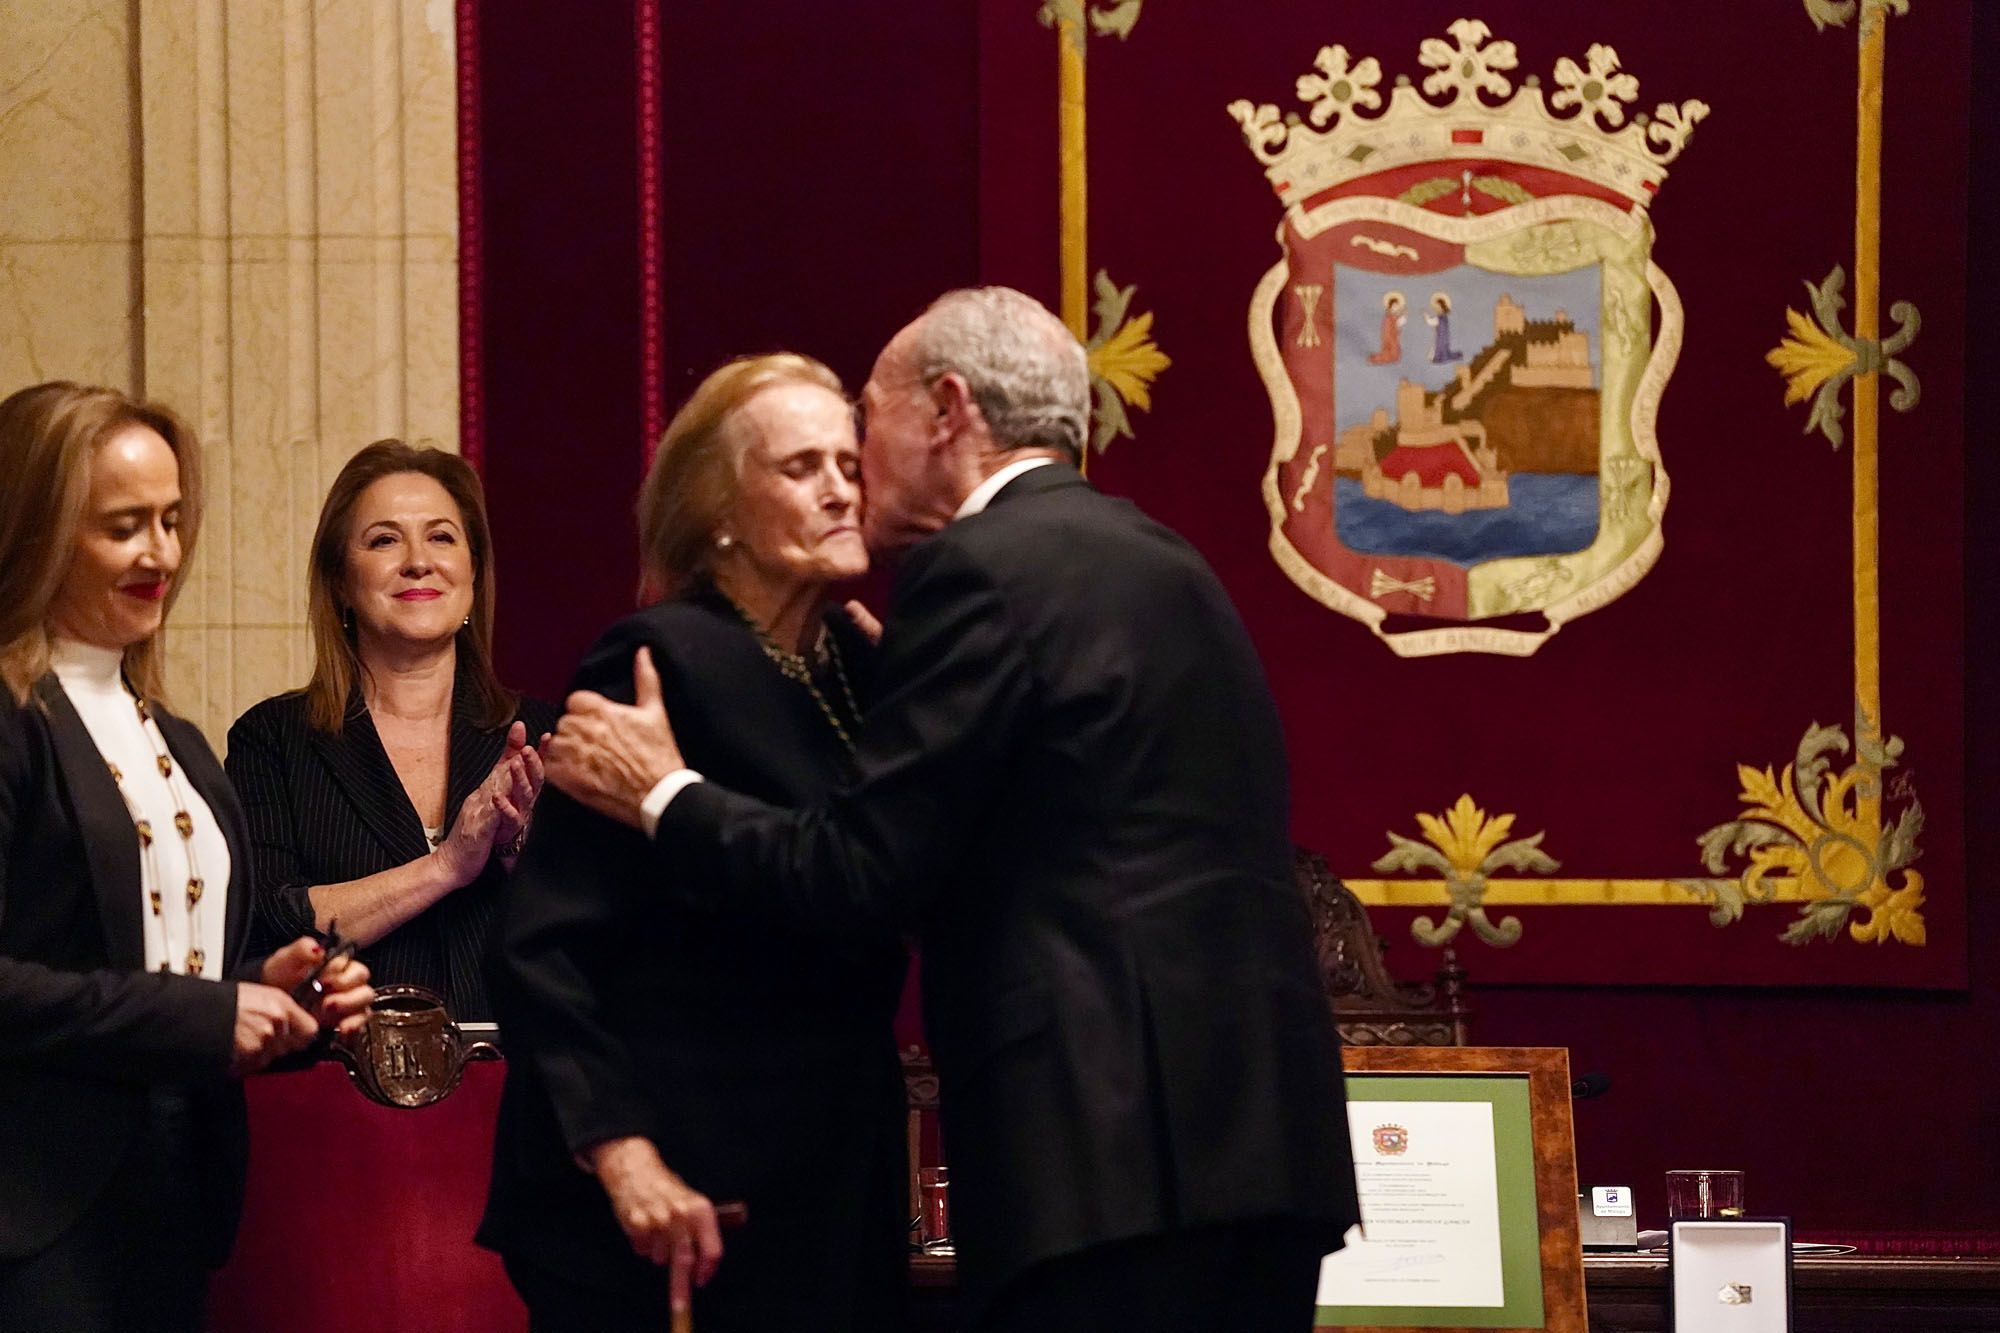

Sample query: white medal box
[1669,1219,1794,1333]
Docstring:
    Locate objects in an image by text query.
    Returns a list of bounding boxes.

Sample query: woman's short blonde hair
[0,381,202,706]
[300,440,516,734]
[636,353,845,599]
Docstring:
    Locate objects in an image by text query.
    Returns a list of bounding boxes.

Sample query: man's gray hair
[911,287,1090,462]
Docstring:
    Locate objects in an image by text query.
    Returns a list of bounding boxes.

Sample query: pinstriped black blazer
[225,680,558,1021]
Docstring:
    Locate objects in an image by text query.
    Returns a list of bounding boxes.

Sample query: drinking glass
[918,1166,953,1255]
[1665,1169,1746,1220]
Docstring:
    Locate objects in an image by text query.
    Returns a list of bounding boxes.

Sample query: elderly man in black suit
[545,286,1360,1332]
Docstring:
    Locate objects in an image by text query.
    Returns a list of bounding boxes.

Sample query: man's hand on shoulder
[544,646,687,833]
[842,598,883,645]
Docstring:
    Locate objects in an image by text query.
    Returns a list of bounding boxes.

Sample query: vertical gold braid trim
[1058,18,1090,476]
[1851,18,1885,836]
[1058,21,1088,344]
[1699,3,1926,946]
[1049,3,1164,465]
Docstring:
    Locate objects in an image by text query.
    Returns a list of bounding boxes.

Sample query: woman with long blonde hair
[0,381,372,1330]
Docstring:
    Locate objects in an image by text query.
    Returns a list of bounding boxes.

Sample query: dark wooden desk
[1587,1254,2000,1333]
[913,1252,2000,1332]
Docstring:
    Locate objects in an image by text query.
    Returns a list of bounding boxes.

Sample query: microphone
[1571,1072,1611,1101]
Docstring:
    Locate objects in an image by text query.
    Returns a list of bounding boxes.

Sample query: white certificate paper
[1317,1099,1507,1307]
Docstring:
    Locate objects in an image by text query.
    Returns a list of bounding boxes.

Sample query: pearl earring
[715,534,735,550]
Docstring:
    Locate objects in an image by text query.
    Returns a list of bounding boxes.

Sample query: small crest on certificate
[1231,21,1705,656]
[1371,1123,1410,1155]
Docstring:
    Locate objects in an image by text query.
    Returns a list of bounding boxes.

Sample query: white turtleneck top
[50,638,229,979]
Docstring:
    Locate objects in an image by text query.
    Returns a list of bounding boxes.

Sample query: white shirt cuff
[638,769,705,838]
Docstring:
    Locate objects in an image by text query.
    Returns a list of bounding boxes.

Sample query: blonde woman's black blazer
[0,676,256,1264]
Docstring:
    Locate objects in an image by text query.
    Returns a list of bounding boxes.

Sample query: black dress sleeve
[224,701,321,953]
[489,617,690,1155]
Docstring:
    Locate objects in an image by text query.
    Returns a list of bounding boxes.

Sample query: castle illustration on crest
[1341,292,1597,515]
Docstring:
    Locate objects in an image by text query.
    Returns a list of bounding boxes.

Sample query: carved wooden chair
[1293,846,1471,1046]
[902,1045,942,1231]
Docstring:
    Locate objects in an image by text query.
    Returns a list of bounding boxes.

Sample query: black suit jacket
[479,592,907,1302]
[656,465,1362,1313]
[225,684,559,1021]
[0,677,253,1263]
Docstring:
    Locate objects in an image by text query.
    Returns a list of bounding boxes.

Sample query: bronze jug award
[333,984,500,1108]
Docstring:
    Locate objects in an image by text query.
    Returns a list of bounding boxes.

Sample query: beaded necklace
[107,693,210,975]
[723,596,862,754]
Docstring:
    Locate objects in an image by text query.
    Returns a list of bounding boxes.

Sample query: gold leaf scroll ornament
[1703,0,1928,949]
[1085,270,1171,454]
[1804,0,1911,38]
[1767,266,1919,448]
[1037,0,1143,51]
[1034,3,1166,459]
[1371,795,1560,948]
[1690,723,1924,945]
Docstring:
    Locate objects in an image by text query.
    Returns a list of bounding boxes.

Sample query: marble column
[138,0,460,743]
[0,0,143,392]
[2,1,458,744]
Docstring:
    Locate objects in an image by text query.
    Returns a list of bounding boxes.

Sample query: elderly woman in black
[480,353,908,1332]
[226,441,558,1020]
[0,381,372,1331]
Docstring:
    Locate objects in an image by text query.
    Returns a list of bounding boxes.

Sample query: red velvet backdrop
[468,0,1997,1244]
[991,1,1970,993]
[478,0,983,698]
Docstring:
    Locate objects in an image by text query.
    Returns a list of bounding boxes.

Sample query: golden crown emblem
[1228,18,1707,214]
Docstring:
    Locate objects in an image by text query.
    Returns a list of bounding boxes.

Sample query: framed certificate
[1315,1046,1588,1332]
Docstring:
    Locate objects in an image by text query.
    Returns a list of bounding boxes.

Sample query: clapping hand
[435,722,547,885]
[490,721,549,865]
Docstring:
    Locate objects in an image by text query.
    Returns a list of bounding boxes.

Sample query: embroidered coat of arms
[1232,21,1705,656]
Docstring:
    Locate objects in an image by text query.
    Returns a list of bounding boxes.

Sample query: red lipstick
[120,580,168,602]
[395,589,443,601]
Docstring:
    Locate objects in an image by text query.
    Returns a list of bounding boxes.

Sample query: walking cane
[671,1201,748,1333]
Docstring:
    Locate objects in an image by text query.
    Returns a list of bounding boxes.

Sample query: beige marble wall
[0,0,142,392]
[27,0,462,746]
[142,0,460,743]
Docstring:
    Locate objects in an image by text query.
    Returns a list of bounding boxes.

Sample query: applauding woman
[227,442,557,1021]
[0,382,372,1330]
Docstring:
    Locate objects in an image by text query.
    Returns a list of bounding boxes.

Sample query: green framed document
[1316,1047,1587,1333]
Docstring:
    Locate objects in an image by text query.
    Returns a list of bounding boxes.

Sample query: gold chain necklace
[723,596,862,754]
[106,694,209,975]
